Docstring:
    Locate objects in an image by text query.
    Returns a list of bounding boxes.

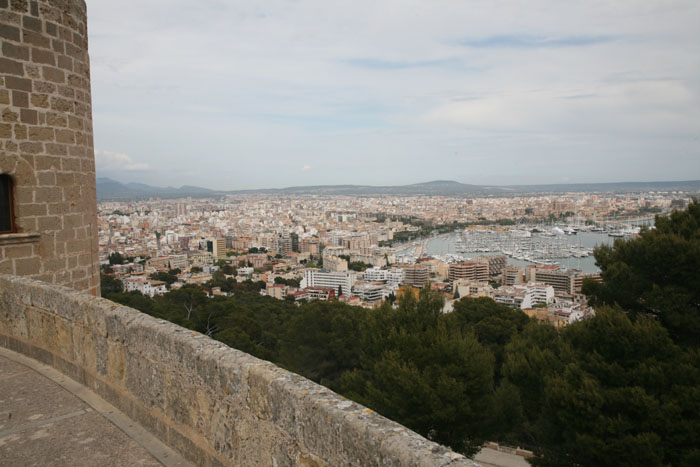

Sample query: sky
[87,0,700,190]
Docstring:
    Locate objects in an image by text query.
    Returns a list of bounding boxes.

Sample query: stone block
[46,111,67,127]
[13,122,27,139]
[33,80,55,93]
[56,53,72,71]
[12,89,28,107]
[0,57,23,75]
[19,141,43,153]
[2,41,29,60]
[4,75,32,92]
[45,21,56,37]
[22,29,50,48]
[31,45,55,64]
[20,108,37,124]
[28,125,53,141]
[0,24,20,41]
[0,122,11,138]
[14,256,40,275]
[43,65,65,83]
[2,107,19,122]
[22,14,41,32]
[30,93,50,108]
[50,95,72,112]
[10,0,28,13]
[55,128,74,143]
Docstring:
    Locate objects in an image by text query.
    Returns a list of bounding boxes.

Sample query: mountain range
[96,177,700,201]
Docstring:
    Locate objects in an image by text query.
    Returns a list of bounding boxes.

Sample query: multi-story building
[277,231,292,256]
[352,282,388,304]
[188,251,212,267]
[532,267,584,295]
[325,255,348,272]
[493,282,554,309]
[402,264,429,288]
[302,286,336,301]
[301,269,356,295]
[503,265,524,286]
[363,267,405,288]
[169,254,188,270]
[453,280,493,299]
[213,237,227,260]
[300,237,320,256]
[475,255,507,278]
[448,261,489,282]
[122,277,168,297]
[291,233,300,252]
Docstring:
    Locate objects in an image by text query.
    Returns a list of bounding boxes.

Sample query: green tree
[279,302,366,389]
[451,297,530,377]
[100,273,123,295]
[529,308,700,467]
[108,252,125,265]
[149,271,178,287]
[583,200,700,346]
[341,291,495,455]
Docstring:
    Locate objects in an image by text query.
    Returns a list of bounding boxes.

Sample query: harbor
[395,219,654,274]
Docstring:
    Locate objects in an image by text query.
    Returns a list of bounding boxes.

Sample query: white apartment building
[493,282,554,309]
[301,269,356,295]
[352,282,389,304]
[363,267,405,289]
[122,277,168,297]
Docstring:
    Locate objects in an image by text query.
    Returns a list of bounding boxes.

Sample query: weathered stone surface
[1,0,99,296]
[0,274,479,466]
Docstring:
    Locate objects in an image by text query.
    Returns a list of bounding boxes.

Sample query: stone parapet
[0,274,477,466]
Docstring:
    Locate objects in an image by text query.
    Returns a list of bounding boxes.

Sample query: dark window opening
[0,174,15,233]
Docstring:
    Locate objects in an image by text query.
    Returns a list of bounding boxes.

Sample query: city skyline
[89,0,700,189]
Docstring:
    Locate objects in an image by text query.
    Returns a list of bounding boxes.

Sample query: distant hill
[96,177,700,200]
[505,180,700,194]
[96,178,219,200]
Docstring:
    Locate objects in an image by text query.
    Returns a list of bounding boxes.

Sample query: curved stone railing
[0,274,476,466]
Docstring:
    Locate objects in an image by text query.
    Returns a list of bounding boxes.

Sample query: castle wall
[0,274,476,467]
[0,0,99,296]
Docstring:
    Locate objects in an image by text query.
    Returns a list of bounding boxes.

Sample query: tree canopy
[583,199,700,346]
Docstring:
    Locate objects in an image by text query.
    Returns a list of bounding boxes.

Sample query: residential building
[532,267,584,295]
[503,265,524,286]
[402,264,429,288]
[475,255,507,278]
[352,282,388,304]
[493,282,554,309]
[448,261,489,282]
[213,237,227,260]
[301,269,356,295]
[453,280,493,299]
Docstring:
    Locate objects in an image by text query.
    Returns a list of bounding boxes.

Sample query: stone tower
[0,0,99,296]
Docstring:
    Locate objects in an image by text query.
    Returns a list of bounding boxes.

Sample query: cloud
[459,34,619,49]
[95,150,150,171]
[343,58,459,70]
[87,0,700,187]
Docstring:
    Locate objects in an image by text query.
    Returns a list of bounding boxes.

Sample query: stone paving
[474,447,531,467]
[0,348,190,467]
[0,345,530,467]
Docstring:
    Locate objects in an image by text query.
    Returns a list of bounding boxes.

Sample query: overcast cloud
[88,0,700,189]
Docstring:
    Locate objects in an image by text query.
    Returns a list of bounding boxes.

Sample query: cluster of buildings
[97,191,683,324]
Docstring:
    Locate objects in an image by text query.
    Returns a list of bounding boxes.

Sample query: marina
[395,220,653,274]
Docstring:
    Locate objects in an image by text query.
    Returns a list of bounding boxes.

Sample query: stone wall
[0,0,99,296]
[0,274,477,466]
